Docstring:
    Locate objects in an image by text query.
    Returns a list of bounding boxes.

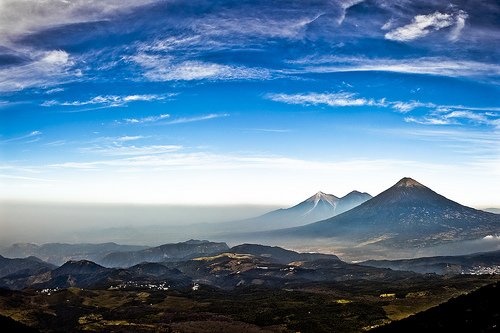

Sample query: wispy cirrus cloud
[391,101,435,113]
[124,114,170,124]
[115,136,144,142]
[42,93,172,108]
[267,90,500,129]
[162,113,230,125]
[0,0,159,43]
[127,54,270,81]
[0,50,82,92]
[405,110,500,128]
[384,10,468,42]
[266,92,383,107]
[46,151,446,173]
[0,130,42,144]
[404,116,453,126]
[82,144,183,157]
[194,12,323,40]
[121,113,228,125]
[287,56,500,79]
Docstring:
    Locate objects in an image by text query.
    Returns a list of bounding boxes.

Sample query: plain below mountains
[262,177,500,248]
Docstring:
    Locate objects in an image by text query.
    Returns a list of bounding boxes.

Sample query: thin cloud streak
[0,131,42,143]
[81,144,183,156]
[159,113,230,125]
[288,56,500,79]
[42,94,172,108]
[124,114,170,124]
[267,91,500,128]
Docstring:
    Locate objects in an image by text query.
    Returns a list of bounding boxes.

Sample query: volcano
[272,178,500,247]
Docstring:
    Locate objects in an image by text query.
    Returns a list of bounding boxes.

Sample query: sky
[0,0,499,208]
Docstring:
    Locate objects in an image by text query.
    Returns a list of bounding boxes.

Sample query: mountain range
[0,243,148,265]
[0,255,55,279]
[99,240,230,267]
[217,190,372,233]
[362,250,500,275]
[1,241,499,332]
[262,177,500,248]
[0,243,415,291]
[4,242,499,292]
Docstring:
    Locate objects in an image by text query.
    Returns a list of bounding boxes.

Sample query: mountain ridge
[218,189,372,233]
[264,177,500,247]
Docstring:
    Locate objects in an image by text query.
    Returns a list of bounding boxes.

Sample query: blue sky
[0,0,499,207]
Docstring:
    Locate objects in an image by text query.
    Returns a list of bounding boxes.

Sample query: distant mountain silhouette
[268,177,500,247]
[52,260,108,277]
[99,240,229,267]
[362,249,500,275]
[0,243,415,291]
[221,190,372,232]
[0,242,148,265]
[0,255,55,279]
[230,244,340,264]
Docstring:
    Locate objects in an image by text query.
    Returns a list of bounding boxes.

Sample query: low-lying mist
[0,201,279,247]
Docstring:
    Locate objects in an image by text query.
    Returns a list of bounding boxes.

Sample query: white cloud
[122,113,228,125]
[267,90,500,129]
[381,18,396,31]
[42,94,171,108]
[45,140,66,147]
[404,116,453,125]
[0,0,158,44]
[3,142,498,206]
[292,56,500,79]
[142,35,205,52]
[116,136,144,142]
[449,10,468,41]
[128,54,270,81]
[336,0,365,25]
[405,110,500,128]
[0,174,54,182]
[82,144,183,156]
[0,50,79,92]
[194,12,322,39]
[385,10,468,42]
[163,113,230,125]
[41,50,70,65]
[45,87,65,94]
[0,130,42,143]
[124,114,170,124]
[390,101,435,113]
[266,92,383,107]
[46,151,437,173]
